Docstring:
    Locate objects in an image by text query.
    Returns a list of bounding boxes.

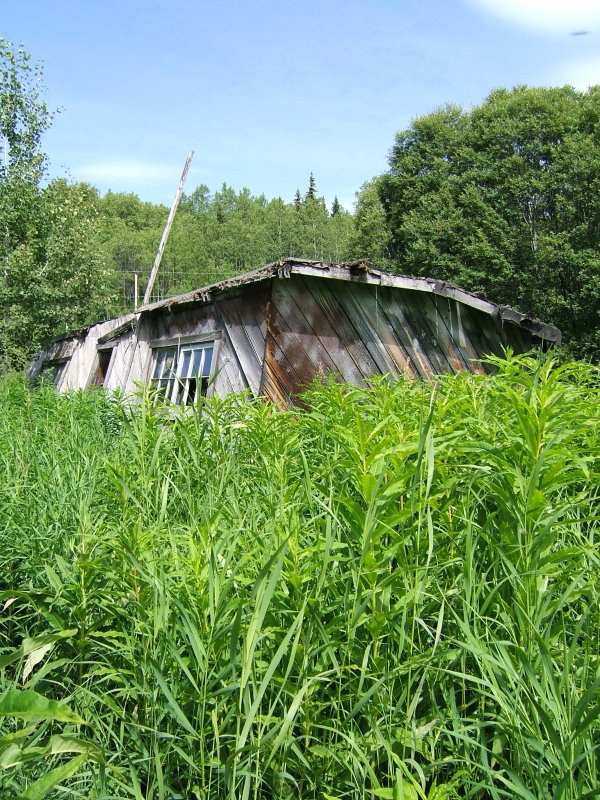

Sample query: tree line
[1,38,599,367]
[98,179,355,312]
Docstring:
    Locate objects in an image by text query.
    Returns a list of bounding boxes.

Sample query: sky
[2,0,600,211]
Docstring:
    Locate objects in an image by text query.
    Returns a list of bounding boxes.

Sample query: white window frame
[150,334,220,405]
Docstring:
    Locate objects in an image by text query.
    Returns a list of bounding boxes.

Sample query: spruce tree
[306,172,317,202]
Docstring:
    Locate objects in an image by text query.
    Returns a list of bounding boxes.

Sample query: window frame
[149,332,220,405]
[90,345,115,387]
[38,359,68,387]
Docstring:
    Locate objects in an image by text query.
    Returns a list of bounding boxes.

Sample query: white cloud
[77,160,177,185]
[554,56,600,89]
[467,0,600,33]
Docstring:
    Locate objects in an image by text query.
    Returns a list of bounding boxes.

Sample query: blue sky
[3,0,600,210]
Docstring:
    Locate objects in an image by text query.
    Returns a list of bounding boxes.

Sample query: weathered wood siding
[123,283,270,396]
[30,261,560,403]
[261,275,534,403]
[214,284,269,394]
[57,315,133,391]
[104,327,141,392]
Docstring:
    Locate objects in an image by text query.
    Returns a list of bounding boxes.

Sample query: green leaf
[0,742,24,770]
[49,734,103,763]
[17,752,87,800]
[0,629,77,670]
[0,691,85,724]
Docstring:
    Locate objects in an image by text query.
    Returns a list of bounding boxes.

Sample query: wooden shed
[29,258,561,404]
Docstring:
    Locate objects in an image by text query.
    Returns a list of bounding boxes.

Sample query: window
[39,360,68,386]
[151,341,214,405]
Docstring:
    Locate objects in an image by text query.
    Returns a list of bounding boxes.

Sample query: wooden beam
[142,150,194,306]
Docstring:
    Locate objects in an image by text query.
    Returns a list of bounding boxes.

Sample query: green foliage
[0,38,53,183]
[0,633,102,798]
[0,43,112,369]
[0,355,598,797]
[370,86,600,361]
[97,181,355,311]
[306,172,317,202]
[347,177,393,270]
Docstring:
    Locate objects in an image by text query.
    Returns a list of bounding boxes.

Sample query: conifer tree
[306,172,317,202]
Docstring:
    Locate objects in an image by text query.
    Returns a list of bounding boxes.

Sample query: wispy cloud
[77,160,177,185]
[467,0,600,34]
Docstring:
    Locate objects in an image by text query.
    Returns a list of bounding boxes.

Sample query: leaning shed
[29,259,561,404]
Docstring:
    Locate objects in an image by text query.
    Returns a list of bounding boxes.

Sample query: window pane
[151,342,215,405]
[152,348,177,401]
[180,349,192,380]
[190,347,204,377]
[152,351,165,380]
[153,349,177,381]
[202,346,213,378]
[163,350,176,379]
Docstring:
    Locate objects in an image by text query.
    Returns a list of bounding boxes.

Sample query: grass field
[0,352,598,799]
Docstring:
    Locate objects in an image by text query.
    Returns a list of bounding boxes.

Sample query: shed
[28,258,561,404]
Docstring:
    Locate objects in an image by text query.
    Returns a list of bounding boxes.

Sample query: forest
[1,39,600,367]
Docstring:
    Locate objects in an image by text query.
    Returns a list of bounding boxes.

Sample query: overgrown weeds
[0,354,598,798]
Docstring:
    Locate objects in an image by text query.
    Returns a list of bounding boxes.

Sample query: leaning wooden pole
[142,150,194,306]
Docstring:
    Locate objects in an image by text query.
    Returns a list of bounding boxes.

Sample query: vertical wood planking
[216,284,270,394]
[376,289,435,378]
[273,279,367,383]
[394,290,456,374]
[300,277,381,379]
[332,281,402,376]
[261,287,319,402]
[442,298,487,374]
[344,284,417,378]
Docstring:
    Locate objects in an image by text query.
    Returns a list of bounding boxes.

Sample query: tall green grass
[0,354,598,798]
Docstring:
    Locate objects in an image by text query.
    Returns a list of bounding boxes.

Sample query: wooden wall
[33,271,551,404]
[55,315,133,391]
[124,282,270,397]
[260,275,531,404]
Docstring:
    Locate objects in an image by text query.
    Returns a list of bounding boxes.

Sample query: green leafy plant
[0,631,103,798]
[0,354,597,797]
